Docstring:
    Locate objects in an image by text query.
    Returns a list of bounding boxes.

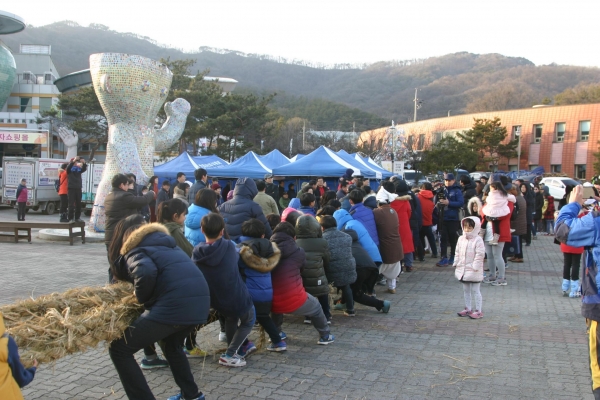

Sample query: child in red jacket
[543,195,555,235]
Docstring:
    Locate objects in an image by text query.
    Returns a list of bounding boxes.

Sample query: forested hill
[4,21,600,123]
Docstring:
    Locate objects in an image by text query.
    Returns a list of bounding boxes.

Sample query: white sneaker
[218,331,227,342]
[218,353,246,367]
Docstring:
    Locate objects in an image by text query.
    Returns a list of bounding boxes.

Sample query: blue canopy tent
[259,149,291,167]
[290,154,305,162]
[208,151,273,179]
[350,153,393,179]
[154,153,228,187]
[337,150,389,179]
[272,146,365,178]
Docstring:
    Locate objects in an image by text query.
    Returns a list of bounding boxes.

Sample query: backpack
[54,179,60,193]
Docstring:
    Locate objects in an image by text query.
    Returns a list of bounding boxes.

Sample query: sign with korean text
[0,131,47,144]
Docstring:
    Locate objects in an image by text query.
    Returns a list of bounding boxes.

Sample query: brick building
[359,103,600,180]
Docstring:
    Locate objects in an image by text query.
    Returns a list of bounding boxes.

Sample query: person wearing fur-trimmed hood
[109,222,210,400]
[237,218,286,351]
[453,217,485,319]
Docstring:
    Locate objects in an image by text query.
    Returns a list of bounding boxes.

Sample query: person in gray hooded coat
[320,216,357,316]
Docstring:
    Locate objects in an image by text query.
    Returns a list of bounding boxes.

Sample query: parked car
[470,171,489,181]
[402,170,429,189]
[539,177,580,200]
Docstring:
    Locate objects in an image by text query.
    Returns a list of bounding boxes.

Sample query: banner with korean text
[0,130,47,144]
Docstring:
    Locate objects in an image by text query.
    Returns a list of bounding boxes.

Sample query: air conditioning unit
[22,72,35,83]
[44,72,55,84]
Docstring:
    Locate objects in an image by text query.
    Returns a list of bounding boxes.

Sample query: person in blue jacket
[218,178,272,242]
[436,173,465,267]
[349,189,379,246]
[556,184,600,400]
[193,213,256,368]
[333,209,382,264]
[237,219,287,352]
[185,188,219,247]
[108,218,210,400]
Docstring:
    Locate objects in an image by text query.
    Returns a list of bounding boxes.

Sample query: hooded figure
[295,216,330,297]
[390,182,415,254]
[218,178,273,242]
[453,217,485,283]
[334,209,382,263]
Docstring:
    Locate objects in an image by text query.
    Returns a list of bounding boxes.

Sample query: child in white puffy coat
[453,217,485,319]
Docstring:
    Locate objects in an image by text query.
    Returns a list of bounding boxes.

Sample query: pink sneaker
[457,308,472,317]
[469,310,484,319]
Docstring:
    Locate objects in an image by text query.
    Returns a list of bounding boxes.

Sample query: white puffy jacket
[454,216,485,283]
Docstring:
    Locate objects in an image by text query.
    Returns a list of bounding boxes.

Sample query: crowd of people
[52,166,600,399]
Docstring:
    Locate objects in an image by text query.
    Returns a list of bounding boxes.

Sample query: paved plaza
[0,207,594,399]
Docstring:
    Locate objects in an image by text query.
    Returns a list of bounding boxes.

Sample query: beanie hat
[342,168,354,180]
[383,181,396,194]
[394,179,409,196]
[211,183,221,190]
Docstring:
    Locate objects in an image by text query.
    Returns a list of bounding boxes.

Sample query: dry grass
[1,283,143,368]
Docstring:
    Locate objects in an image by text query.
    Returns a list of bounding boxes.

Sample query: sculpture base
[39,229,105,243]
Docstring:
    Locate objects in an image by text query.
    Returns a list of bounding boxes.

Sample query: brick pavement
[0,208,594,399]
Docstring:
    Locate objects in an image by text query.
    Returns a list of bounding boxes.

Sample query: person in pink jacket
[16,178,28,221]
[453,216,485,319]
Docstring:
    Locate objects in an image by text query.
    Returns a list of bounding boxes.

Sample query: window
[555,123,565,142]
[81,143,107,151]
[533,124,542,143]
[418,134,425,150]
[551,165,562,173]
[512,126,521,141]
[579,121,591,141]
[20,97,32,113]
[39,98,52,113]
[575,164,587,180]
[529,165,538,170]
[0,119,4,123]
[508,165,518,171]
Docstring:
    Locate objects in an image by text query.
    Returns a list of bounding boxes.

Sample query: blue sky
[9,0,600,68]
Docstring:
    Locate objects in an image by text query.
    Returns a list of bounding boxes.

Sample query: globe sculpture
[0,10,25,109]
[88,53,190,232]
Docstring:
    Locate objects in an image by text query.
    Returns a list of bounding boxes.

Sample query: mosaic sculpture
[89,53,190,232]
[0,41,16,110]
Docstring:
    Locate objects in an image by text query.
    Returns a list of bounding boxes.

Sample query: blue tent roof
[209,151,272,179]
[259,149,290,168]
[290,154,305,162]
[337,150,393,179]
[335,150,377,179]
[154,153,228,180]
[272,146,365,178]
[349,153,393,178]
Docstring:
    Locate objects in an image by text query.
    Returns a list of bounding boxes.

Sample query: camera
[436,190,446,201]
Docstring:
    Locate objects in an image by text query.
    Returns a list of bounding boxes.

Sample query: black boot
[60,213,69,223]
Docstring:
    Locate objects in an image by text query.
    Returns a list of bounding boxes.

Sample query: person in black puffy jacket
[295,215,331,322]
[66,156,88,222]
[108,220,210,400]
[218,177,272,242]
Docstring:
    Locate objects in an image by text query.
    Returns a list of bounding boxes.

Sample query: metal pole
[517,132,521,176]
[413,88,418,122]
[302,121,305,151]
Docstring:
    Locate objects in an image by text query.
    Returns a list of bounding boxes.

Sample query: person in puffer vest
[453,217,485,320]
[237,219,285,352]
